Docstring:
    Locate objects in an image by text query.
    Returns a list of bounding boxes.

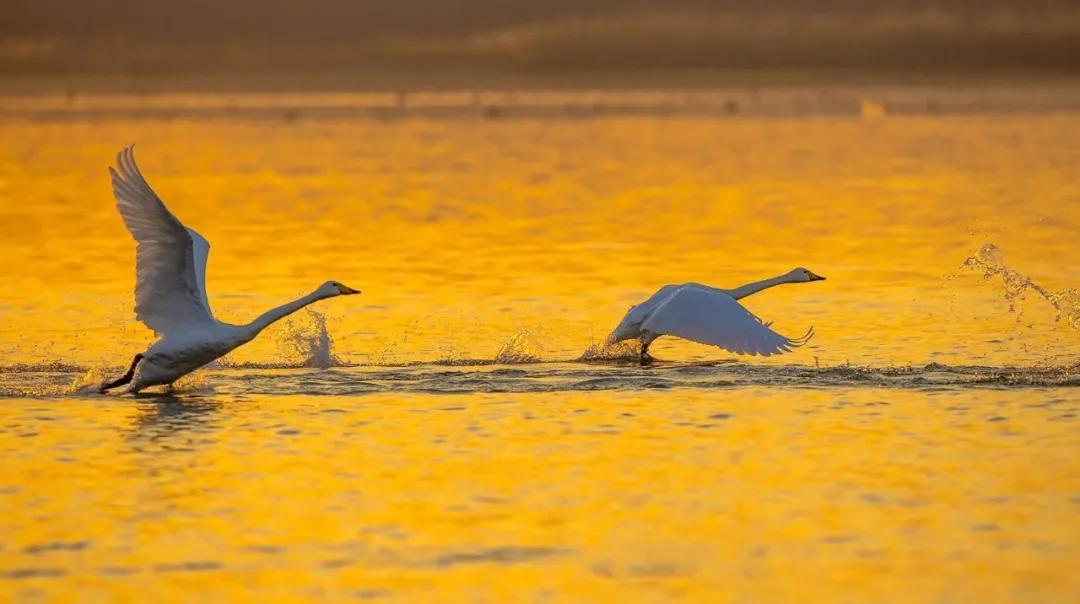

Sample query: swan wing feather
[642,285,811,356]
[110,145,214,335]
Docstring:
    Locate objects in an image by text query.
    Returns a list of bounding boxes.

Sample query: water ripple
[0,360,1076,399]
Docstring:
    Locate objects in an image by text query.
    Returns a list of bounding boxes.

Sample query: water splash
[578,338,641,362]
[67,366,108,395]
[65,364,211,396]
[962,243,1080,329]
[278,309,342,369]
[494,327,544,364]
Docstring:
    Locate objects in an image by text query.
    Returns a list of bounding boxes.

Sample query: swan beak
[340,285,362,295]
[809,273,826,281]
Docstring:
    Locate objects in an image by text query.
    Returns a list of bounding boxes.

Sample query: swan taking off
[607,268,825,361]
[100,146,361,393]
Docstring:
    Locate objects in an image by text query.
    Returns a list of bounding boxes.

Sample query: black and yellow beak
[809,273,826,281]
[338,285,362,295]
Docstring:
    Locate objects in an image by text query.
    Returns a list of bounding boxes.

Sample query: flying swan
[100,146,361,393]
[607,268,825,361]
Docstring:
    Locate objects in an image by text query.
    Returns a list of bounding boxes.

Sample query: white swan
[99,146,360,393]
[607,268,825,361]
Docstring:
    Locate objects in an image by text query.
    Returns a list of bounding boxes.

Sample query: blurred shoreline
[3,68,1080,94]
[1,75,1078,120]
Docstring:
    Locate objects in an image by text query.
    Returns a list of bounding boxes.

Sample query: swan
[99,146,361,393]
[607,268,825,361]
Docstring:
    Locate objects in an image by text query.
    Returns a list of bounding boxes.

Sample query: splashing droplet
[494,327,544,364]
[279,309,342,368]
[962,243,1080,329]
[578,338,641,361]
[67,366,108,395]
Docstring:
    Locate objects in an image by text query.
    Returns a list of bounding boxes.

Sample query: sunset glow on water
[0,90,1077,600]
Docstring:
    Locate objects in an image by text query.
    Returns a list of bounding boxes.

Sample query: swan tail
[99,353,144,393]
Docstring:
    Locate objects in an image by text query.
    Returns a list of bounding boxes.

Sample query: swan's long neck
[243,291,326,338]
[726,274,793,300]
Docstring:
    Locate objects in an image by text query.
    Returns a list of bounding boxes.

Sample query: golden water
[0,92,1078,600]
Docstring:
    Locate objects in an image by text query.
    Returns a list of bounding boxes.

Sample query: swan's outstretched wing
[187,227,212,314]
[642,285,812,356]
[109,145,214,336]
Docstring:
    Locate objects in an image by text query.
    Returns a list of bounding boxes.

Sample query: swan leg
[99,353,144,393]
[639,339,654,364]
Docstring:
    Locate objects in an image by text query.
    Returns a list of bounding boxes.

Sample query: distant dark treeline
[2,2,1078,76]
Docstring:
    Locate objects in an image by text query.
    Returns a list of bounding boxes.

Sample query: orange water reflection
[1,390,1077,600]
[0,100,1078,601]
[0,110,1077,368]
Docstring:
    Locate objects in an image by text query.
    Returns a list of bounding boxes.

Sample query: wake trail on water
[2,358,1077,399]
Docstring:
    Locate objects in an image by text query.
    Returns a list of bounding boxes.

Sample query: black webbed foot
[99,353,144,393]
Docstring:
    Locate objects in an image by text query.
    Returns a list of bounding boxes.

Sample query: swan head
[317,280,362,297]
[789,267,826,282]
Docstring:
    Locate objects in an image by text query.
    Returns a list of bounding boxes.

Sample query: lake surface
[0,85,1077,601]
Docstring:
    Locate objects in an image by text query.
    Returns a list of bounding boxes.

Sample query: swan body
[101,146,360,393]
[608,268,825,360]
